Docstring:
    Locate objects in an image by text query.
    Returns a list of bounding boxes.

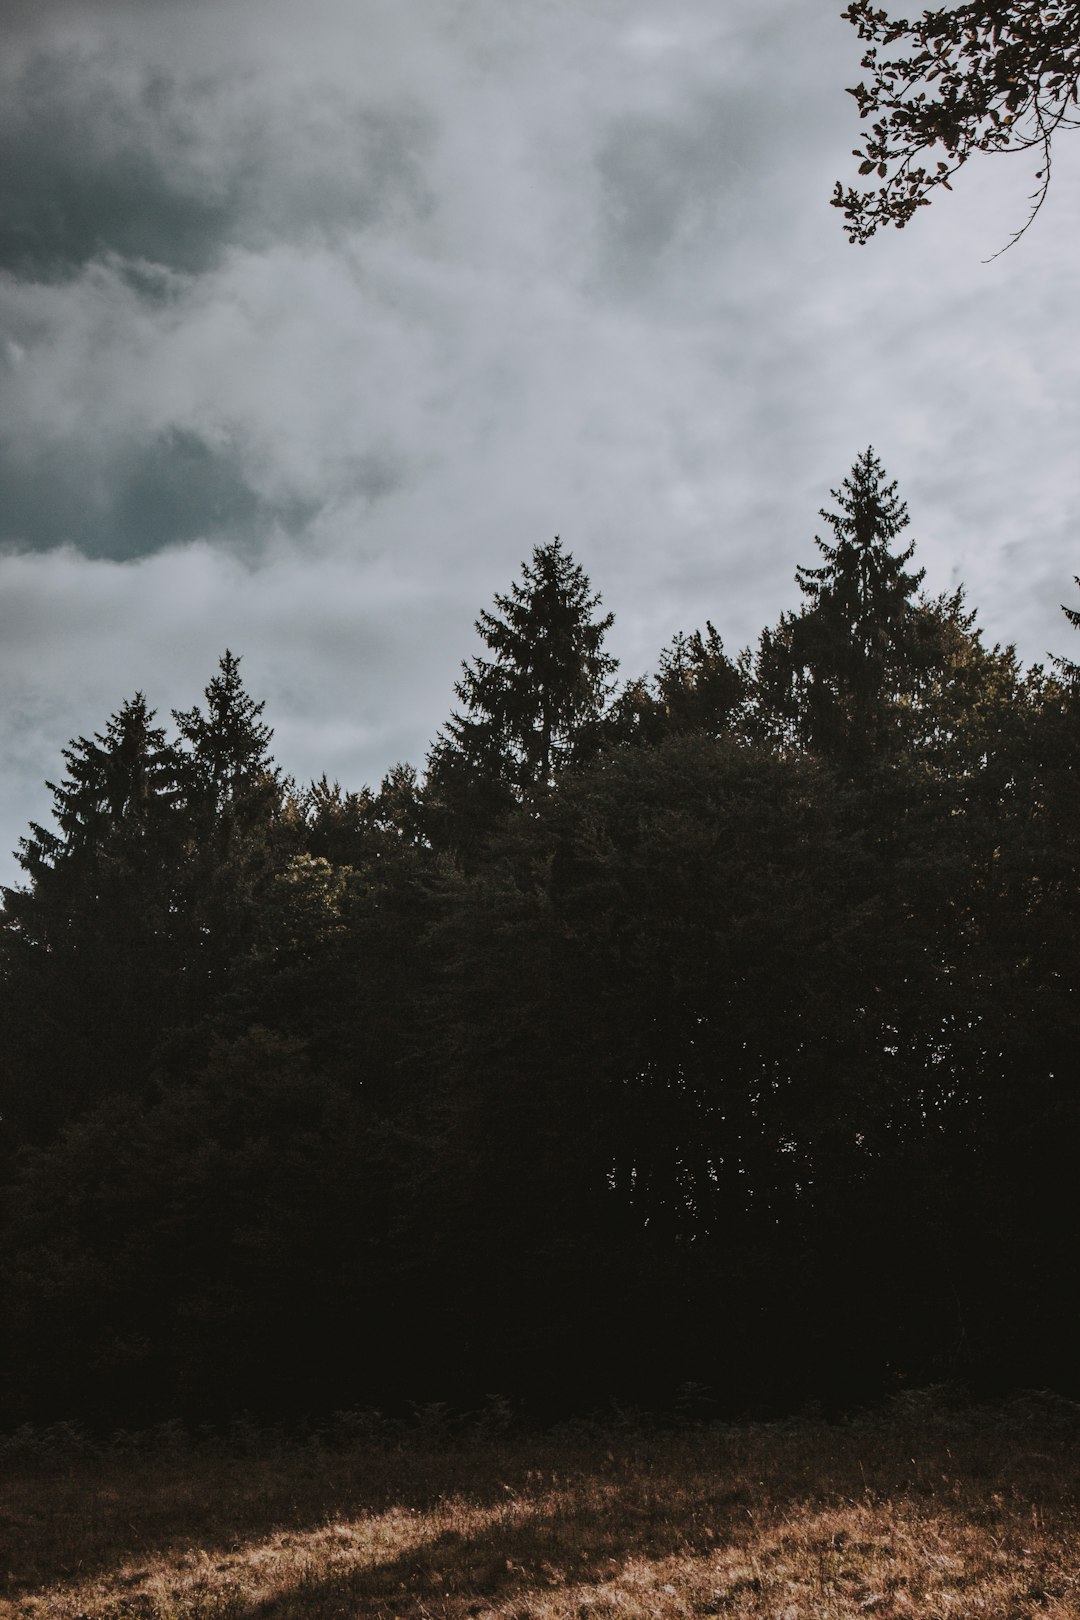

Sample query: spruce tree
[172,650,277,832]
[0,695,179,1142]
[609,624,746,747]
[754,448,925,764]
[6,694,175,907]
[1053,576,1080,685]
[426,539,618,859]
[169,652,297,1018]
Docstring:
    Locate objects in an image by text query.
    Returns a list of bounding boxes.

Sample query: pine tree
[754,448,925,764]
[0,695,180,1142]
[609,624,746,746]
[168,652,297,1018]
[7,693,174,912]
[172,650,277,832]
[1052,576,1080,687]
[425,539,618,858]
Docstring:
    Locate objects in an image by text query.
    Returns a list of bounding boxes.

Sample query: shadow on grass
[6,1412,1077,1618]
[0,1444,578,1598]
[3,1436,768,1617]
[235,1480,726,1619]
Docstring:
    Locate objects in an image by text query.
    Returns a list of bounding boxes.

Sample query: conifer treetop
[440,538,619,798]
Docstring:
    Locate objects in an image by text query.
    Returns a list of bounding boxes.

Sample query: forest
[1,447,1078,1431]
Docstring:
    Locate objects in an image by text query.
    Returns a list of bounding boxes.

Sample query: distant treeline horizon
[1,447,1077,1428]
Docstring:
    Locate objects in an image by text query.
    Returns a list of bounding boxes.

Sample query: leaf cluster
[834,0,1080,248]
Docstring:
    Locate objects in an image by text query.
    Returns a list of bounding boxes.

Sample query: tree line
[1,448,1078,1427]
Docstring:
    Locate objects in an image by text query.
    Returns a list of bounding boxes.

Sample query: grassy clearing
[2,1399,1079,1619]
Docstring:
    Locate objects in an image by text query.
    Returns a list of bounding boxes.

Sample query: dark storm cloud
[0,54,233,278]
[0,428,282,560]
[0,26,432,560]
[0,414,408,560]
[0,45,433,280]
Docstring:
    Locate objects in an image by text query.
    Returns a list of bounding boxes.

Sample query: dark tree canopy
[608,624,747,748]
[2,484,1079,1427]
[834,0,1080,247]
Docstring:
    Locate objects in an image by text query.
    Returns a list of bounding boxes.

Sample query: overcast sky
[2,0,1079,884]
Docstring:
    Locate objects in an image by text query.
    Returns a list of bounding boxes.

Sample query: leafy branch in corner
[833,1,1080,252]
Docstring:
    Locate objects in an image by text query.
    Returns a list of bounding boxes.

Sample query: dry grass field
[2,1397,1078,1620]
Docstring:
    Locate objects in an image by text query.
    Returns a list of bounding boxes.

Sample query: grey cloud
[1,0,1079,897]
[0,46,433,280]
[1,429,261,559]
[0,19,436,559]
[0,54,234,278]
[596,106,725,290]
[0,427,408,560]
[594,89,784,295]
[0,233,427,560]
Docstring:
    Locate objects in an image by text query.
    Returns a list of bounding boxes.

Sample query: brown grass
[3,1402,1079,1619]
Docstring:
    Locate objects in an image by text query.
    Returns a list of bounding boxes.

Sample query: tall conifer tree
[0,695,179,1142]
[755,448,925,764]
[169,652,296,1017]
[172,650,277,832]
[426,539,618,859]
